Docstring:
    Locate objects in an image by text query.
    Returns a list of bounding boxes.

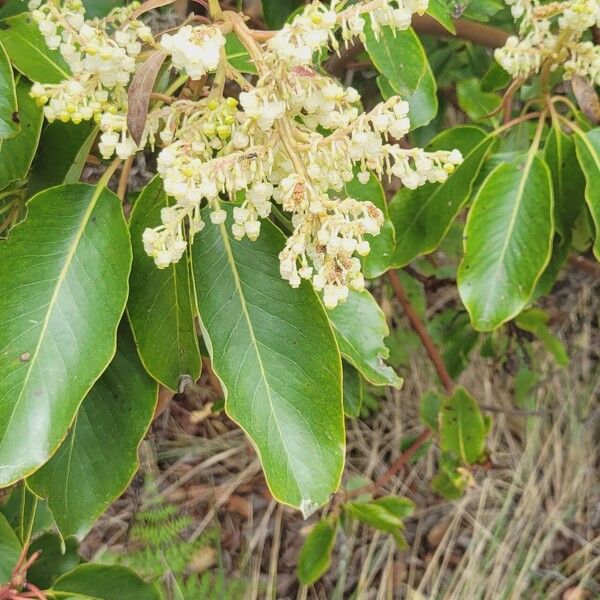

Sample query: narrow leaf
[0,14,70,83]
[128,176,201,391]
[458,156,554,330]
[329,290,402,388]
[0,77,43,191]
[127,51,167,146]
[439,387,487,465]
[426,0,456,33]
[28,323,157,539]
[51,564,162,599]
[0,41,18,141]
[191,204,344,514]
[225,32,256,74]
[297,520,337,585]
[390,128,494,267]
[573,128,600,259]
[0,183,131,486]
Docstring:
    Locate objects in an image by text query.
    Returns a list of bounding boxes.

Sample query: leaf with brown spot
[127,51,167,145]
[572,75,600,125]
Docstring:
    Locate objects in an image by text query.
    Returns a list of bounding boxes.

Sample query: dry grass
[82,270,600,599]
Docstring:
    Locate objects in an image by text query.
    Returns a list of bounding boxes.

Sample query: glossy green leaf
[297,519,338,585]
[262,0,301,28]
[27,533,80,589]
[344,171,394,279]
[390,127,495,267]
[456,78,501,121]
[0,14,70,83]
[458,156,554,331]
[0,512,20,583]
[128,176,201,391]
[378,63,438,131]
[225,32,256,74]
[0,183,131,486]
[0,41,18,141]
[439,387,487,465]
[573,128,600,259]
[50,564,162,600]
[0,77,43,191]
[191,204,343,515]
[329,290,402,388]
[28,323,157,539]
[28,122,97,196]
[544,122,585,238]
[364,22,426,96]
[342,360,363,418]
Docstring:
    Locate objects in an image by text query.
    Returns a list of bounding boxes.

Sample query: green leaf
[329,290,402,388]
[0,14,70,83]
[458,156,554,331]
[0,512,20,583]
[420,390,442,432]
[225,32,256,74]
[456,78,501,122]
[191,204,343,515]
[128,176,201,391]
[427,0,456,33]
[342,360,363,418]
[0,77,43,191]
[50,564,162,600]
[0,0,28,21]
[28,323,157,539]
[1,484,55,542]
[262,0,301,28]
[515,308,569,366]
[573,128,600,259]
[373,495,415,519]
[297,519,338,585]
[439,387,487,465]
[28,122,97,196]
[481,61,512,92]
[0,182,131,486]
[364,22,426,96]
[83,0,126,18]
[0,41,18,141]
[27,533,80,589]
[347,499,408,546]
[544,122,585,238]
[431,468,467,499]
[390,127,495,267]
[344,171,395,279]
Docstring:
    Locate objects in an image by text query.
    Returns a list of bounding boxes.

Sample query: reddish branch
[0,547,46,600]
[388,270,454,395]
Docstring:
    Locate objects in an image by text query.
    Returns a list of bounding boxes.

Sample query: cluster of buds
[29,0,156,158]
[30,0,463,309]
[495,0,600,85]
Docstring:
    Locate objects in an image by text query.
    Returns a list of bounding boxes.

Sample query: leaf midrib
[0,186,103,449]
[217,221,300,500]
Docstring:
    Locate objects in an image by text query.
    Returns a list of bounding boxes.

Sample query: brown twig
[388,270,454,395]
[117,156,134,201]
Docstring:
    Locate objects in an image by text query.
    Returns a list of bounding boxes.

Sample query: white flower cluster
[495,0,600,85]
[29,0,156,159]
[267,0,429,67]
[160,25,225,80]
[29,0,462,309]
